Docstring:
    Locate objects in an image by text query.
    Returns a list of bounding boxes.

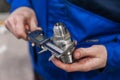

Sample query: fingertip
[29,18,40,31]
[51,58,57,62]
[74,51,81,60]
[37,27,42,30]
[30,26,42,32]
[52,58,63,66]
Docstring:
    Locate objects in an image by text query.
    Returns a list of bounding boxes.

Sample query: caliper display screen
[35,35,44,41]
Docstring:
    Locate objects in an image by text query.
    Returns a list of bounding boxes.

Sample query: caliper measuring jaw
[28,22,76,64]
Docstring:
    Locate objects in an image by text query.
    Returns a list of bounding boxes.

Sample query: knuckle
[5,17,12,25]
[79,48,85,53]
[4,20,10,28]
[5,19,10,25]
[18,14,24,19]
[14,14,25,21]
[4,20,8,25]
[16,16,24,21]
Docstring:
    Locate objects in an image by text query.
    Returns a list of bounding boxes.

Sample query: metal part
[28,22,76,63]
[52,22,75,63]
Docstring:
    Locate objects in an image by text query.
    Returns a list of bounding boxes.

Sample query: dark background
[0,0,10,12]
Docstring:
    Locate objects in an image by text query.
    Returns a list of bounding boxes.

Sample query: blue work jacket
[8,0,120,80]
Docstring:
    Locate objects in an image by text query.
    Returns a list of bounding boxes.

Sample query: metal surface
[52,22,75,63]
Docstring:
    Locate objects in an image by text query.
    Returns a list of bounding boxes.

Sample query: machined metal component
[52,22,75,63]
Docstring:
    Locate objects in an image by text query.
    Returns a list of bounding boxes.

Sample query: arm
[52,41,120,73]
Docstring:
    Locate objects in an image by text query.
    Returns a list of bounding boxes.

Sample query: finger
[73,48,87,60]
[15,16,27,40]
[4,20,13,32]
[52,57,99,72]
[4,18,16,34]
[78,57,102,71]
[52,58,85,72]
[73,47,95,60]
[29,17,41,31]
[52,58,73,72]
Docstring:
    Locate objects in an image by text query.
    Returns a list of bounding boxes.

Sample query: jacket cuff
[7,0,32,12]
[103,42,120,73]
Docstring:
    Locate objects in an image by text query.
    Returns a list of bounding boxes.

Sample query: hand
[5,7,41,40]
[52,45,107,72]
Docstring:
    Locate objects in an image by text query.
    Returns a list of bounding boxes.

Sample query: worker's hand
[5,7,41,40]
[52,45,107,72]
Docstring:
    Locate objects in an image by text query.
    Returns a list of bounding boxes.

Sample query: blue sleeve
[7,0,32,12]
[103,40,120,72]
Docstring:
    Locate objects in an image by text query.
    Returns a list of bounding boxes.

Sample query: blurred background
[0,0,34,80]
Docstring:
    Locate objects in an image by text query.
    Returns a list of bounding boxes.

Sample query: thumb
[73,47,94,60]
[29,17,41,31]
